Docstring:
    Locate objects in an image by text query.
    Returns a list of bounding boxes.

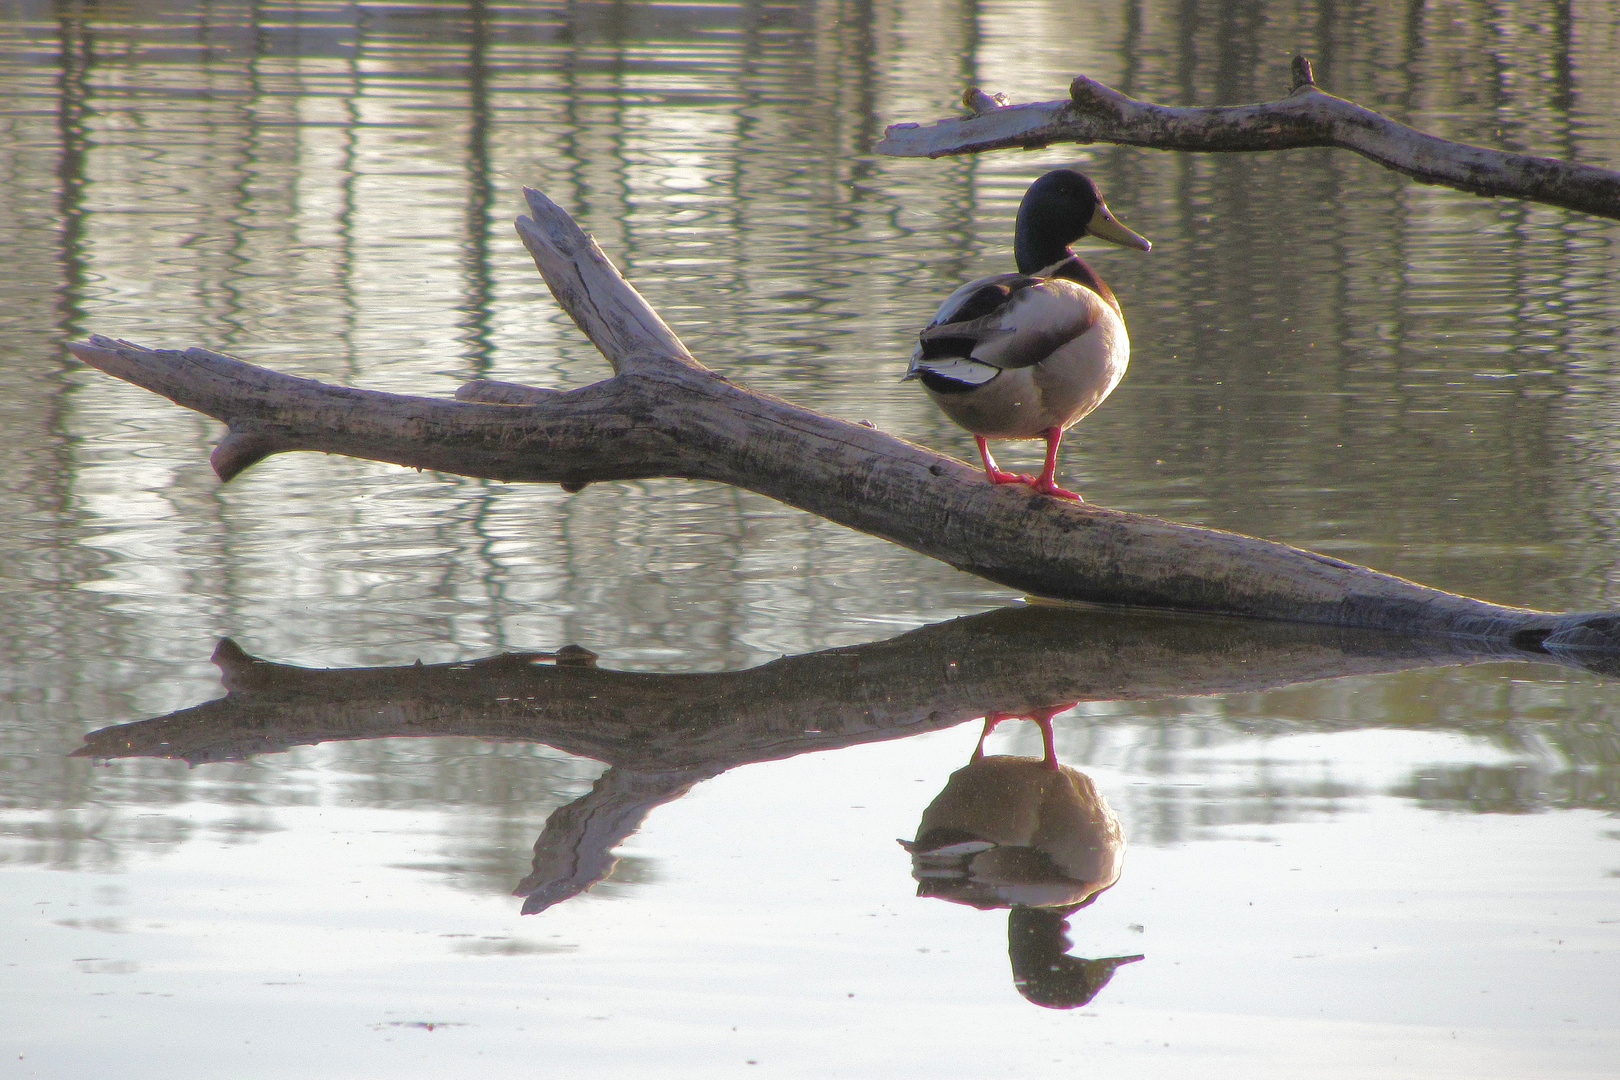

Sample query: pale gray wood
[64,186,1620,654]
[876,58,1620,220]
[514,186,701,375]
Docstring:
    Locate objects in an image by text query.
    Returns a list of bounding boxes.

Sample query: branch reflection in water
[73,604,1605,1004]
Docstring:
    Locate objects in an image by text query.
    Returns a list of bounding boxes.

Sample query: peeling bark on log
[875,56,1620,220]
[66,188,1620,652]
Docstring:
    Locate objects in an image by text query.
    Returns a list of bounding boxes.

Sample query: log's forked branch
[1290,56,1317,92]
[875,57,1620,221]
[515,187,702,376]
[513,765,709,914]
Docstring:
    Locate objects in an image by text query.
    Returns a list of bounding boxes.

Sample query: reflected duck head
[1008,906,1144,1010]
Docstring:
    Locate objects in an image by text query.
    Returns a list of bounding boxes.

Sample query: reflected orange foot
[978,701,1080,768]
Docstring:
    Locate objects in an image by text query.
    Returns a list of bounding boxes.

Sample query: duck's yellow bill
[1087,205,1152,251]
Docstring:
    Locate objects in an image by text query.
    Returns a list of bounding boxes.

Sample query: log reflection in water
[73,604,1602,914]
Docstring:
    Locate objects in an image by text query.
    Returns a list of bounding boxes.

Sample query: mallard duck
[906,168,1150,501]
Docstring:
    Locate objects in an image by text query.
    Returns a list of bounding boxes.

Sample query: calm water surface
[1,2,1618,1077]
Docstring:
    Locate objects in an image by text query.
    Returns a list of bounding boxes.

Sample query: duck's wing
[900,825,999,857]
[926,272,1035,326]
[903,274,1027,384]
[899,829,998,881]
[908,276,1103,384]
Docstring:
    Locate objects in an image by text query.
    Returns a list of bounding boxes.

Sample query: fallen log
[66,187,1620,651]
[876,56,1620,221]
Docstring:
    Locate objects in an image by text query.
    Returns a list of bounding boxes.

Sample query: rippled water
[2,2,1618,1077]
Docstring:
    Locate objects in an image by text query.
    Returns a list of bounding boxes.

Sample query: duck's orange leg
[973,714,1005,759]
[1028,426,1082,501]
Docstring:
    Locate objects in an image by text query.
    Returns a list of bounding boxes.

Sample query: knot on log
[962,87,1010,116]
[1068,75,1120,109]
[1290,55,1316,92]
[455,379,563,405]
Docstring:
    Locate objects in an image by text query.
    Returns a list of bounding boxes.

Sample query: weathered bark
[71,605,1607,912]
[876,57,1620,220]
[67,188,1620,651]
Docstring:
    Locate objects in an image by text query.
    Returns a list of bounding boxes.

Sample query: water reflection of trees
[5,2,1620,875]
[1055,686,1620,843]
[4,2,1620,667]
[1395,761,1620,815]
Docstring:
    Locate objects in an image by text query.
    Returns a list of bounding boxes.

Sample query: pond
[1,2,1616,1077]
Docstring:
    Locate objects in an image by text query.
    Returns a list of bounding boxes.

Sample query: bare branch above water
[876,56,1620,220]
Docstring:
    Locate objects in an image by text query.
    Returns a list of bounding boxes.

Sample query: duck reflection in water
[900,706,1144,1009]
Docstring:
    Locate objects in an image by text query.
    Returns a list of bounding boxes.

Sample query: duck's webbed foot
[1028,476,1083,501]
[991,467,1039,486]
[975,436,1036,486]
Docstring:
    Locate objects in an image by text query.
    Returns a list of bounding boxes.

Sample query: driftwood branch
[66,188,1620,651]
[71,605,1608,912]
[875,56,1620,220]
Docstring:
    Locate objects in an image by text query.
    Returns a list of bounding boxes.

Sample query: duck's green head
[1014,168,1151,275]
